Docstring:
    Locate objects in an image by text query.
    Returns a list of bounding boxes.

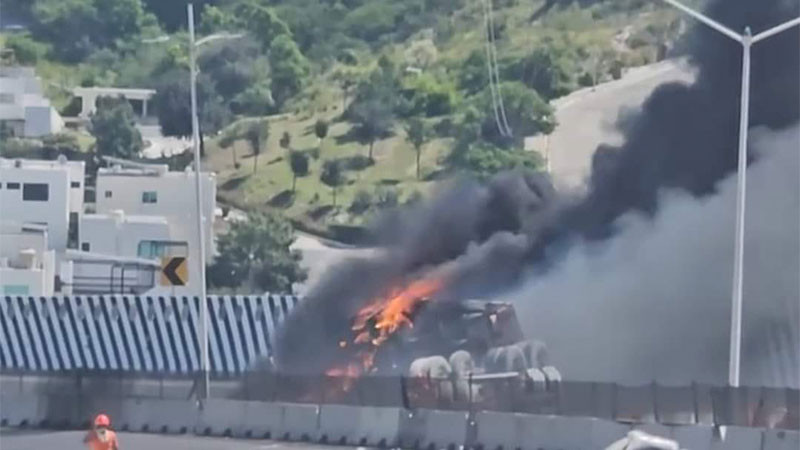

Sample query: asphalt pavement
[528,58,697,191]
[0,429,366,450]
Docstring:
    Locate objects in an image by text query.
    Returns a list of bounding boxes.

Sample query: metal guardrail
[0,296,298,376]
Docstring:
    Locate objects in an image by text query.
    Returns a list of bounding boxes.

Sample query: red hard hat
[94,414,111,427]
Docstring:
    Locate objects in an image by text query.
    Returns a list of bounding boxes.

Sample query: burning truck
[319,278,562,403]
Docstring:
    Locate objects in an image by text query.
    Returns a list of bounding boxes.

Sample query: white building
[95,162,216,294]
[0,222,56,296]
[0,157,85,251]
[0,67,64,137]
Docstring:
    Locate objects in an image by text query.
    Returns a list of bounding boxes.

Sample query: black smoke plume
[276,0,800,381]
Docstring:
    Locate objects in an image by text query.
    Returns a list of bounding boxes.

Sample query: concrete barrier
[712,426,764,450]
[763,429,800,450]
[116,398,196,434]
[318,404,400,447]
[672,425,713,450]
[474,410,523,450]
[197,399,246,436]
[591,419,632,448]
[398,409,470,450]
[240,401,283,439]
[0,392,41,427]
[275,402,319,442]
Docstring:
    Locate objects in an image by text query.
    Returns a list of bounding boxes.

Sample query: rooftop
[0,156,85,170]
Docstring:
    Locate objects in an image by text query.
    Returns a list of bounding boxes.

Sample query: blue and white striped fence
[0,296,298,376]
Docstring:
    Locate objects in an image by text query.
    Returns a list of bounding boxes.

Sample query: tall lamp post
[186,3,243,400]
[661,0,800,387]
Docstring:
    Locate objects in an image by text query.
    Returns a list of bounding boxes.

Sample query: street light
[144,12,244,401]
[660,0,800,387]
[185,4,242,400]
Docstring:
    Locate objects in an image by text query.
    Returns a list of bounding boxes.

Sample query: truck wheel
[449,351,474,401]
[525,368,547,392]
[487,346,526,373]
[408,356,454,404]
[542,366,561,391]
[516,340,549,369]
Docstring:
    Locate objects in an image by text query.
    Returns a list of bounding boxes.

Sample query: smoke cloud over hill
[275,0,799,386]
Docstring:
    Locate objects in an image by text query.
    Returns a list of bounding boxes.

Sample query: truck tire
[486,346,526,373]
[542,365,561,391]
[449,350,474,402]
[516,339,549,369]
[408,356,454,404]
[525,368,547,392]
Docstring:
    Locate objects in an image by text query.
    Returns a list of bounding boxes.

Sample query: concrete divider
[474,411,532,450]
[241,401,283,439]
[763,429,799,450]
[591,419,632,448]
[317,404,400,447]
[712,426,764,450]
[275,402,319,442]
[398,409,470,450]
[0,392,41,427]
[197,399,246,436]
[672,425,713,450]
[115,398,196,434]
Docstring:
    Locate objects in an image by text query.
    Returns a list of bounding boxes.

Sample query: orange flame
[325,277,443,378]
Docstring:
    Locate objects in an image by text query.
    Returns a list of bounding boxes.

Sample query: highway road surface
[0,429,368,450]
[529,58,697,192]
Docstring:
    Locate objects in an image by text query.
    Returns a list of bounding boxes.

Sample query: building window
[142,191,158,204]
[22,183,49,201]
[68,212,79,249]
[104,190,113,198]
[71,181,81,189]
[137,240,188,259]
[7,182,20,190]
[81,242,90,252]
[3,285,29,295]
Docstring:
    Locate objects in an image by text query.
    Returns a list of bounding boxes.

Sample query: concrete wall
[0,378,795,450]
[80,214,170,257]
[0,160,84,250]
[96,170,216,294]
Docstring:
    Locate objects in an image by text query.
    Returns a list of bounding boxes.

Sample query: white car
[606,430,681,450]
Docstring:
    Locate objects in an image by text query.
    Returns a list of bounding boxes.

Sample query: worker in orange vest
[83,414,120,450]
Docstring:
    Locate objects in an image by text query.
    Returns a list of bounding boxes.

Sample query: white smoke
[509,125,800,387]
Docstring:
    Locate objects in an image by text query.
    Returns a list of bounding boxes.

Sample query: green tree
[233,1,292,49]
[351,98,394,160]
[509,44,575,100]
[152,70,232,152]
[32,0,149,62]
[280,131,292,151]
[5,34,48,65]
[142,0,214,31]
[288,151,310,193]
[208,212,306,293]
[90,97,143,159]
[448,140,543,180]
[314,119,329,144]
[320,160,345,206]
[405,118,428,179]
[244,120,268,173]
[269,35,310,108]
[476,82,555,148]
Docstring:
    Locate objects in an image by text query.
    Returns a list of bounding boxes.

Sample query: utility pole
[661,0,800,387]
[188,2,210,401]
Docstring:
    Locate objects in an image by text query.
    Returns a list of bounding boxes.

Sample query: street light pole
[660,0,800,387]
[187,2,210,400]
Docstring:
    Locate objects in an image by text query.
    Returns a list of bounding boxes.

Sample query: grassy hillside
[203,0,684,232]
[1,0,689,237]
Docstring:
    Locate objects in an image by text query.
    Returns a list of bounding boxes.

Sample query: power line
[485,0,513,137]
[481,0,508,137]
